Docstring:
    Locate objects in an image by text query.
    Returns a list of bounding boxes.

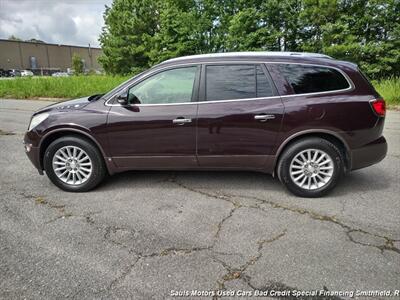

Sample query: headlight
[28,113,49,131]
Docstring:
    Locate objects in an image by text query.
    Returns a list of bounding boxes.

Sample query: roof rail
[163,51,333,63]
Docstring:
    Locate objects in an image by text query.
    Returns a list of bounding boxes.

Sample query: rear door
[196,63,284,171]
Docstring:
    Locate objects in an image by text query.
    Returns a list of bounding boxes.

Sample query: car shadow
[330,169,391,197]
[98,170,280,191]
[96,169,390,197]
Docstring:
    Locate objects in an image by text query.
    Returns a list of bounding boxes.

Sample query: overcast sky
[0,0,112,47]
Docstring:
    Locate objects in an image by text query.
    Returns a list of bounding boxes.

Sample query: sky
[0,0,112,47]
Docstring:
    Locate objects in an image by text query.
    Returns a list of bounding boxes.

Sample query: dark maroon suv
[24,52,387,197]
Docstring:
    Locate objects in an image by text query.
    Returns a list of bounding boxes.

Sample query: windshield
[103,70,148,100]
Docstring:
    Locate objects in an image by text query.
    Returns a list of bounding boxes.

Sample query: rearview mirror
[117,93,128,105]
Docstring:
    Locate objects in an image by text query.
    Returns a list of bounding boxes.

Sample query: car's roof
[156,51,357,70]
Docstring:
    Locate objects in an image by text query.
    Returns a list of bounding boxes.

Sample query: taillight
[370,98,386,117]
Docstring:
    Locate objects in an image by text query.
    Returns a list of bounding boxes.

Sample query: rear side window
[256,66,274,97]
[278,64,350,94]
[206,64,274,101]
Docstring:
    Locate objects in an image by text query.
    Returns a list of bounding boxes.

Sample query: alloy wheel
[52,145,92,185]
[289,148,334,190]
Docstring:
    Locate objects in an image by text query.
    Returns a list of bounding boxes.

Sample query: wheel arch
[273,130,351,174]
[39,128,109,173]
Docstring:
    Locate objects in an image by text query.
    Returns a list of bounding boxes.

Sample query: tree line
[99,0,400,79]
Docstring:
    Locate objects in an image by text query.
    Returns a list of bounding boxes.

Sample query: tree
[145,0,203,65]
[8,36,46,43]
[26,38,45,43]
[99,0,159,75]
[98,0,400,79]
[72,53,84,75]
[318,0,400,78]
[8,35,22,41]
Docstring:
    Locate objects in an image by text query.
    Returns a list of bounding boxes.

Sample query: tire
[277,137,344,197]
[43,135,106,192]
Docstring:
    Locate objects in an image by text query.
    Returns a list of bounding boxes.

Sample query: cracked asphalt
[0,99,399,299]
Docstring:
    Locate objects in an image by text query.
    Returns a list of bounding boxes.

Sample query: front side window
[278,64,350,94]
[128,67,197,104]
[205,64,274,101]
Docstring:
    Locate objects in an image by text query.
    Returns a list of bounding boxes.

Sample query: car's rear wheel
[277,137,344,197]
[43,136,106,192]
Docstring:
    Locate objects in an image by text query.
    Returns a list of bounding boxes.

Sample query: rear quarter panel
[267,63,384,155]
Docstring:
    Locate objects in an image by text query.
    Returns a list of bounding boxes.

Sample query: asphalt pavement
[0,99,399,299]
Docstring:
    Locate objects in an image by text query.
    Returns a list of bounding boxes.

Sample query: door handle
[172,117,192,125]
[254,114,275,122]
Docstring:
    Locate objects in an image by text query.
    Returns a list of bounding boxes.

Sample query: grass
[0,75,399,106]
[373,77,400,106]
[0,75,129,99]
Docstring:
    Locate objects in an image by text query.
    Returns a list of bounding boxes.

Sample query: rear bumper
[350,136,387,171]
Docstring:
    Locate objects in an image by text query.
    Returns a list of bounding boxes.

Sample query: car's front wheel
[43,136,106,192]
[277,137,344,197]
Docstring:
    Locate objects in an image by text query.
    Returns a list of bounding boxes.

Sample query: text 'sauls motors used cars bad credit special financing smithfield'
[24,52,387,197]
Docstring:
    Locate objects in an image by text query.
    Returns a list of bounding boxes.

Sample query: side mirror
[117,93,128,105]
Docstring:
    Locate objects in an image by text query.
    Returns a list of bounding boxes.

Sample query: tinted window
[205,65,274,101]
[278,64,350,94]
[256,66,274,97]
[128,67,197,104]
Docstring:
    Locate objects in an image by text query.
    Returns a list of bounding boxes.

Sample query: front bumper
[24,133,43,175]
[350,136,387,171]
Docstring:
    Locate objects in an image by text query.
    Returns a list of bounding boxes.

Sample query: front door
[196,63,284,171]
[107,65,200,170]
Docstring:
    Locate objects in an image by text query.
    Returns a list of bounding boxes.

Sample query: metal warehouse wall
[0,39,103,71]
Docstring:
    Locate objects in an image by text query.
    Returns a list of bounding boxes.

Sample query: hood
[34,94,104,115]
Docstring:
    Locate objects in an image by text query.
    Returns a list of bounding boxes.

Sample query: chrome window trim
[105,95,282,107]
[105,60,354,107]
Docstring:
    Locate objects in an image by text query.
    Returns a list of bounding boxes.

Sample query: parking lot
[0,99,399,299]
